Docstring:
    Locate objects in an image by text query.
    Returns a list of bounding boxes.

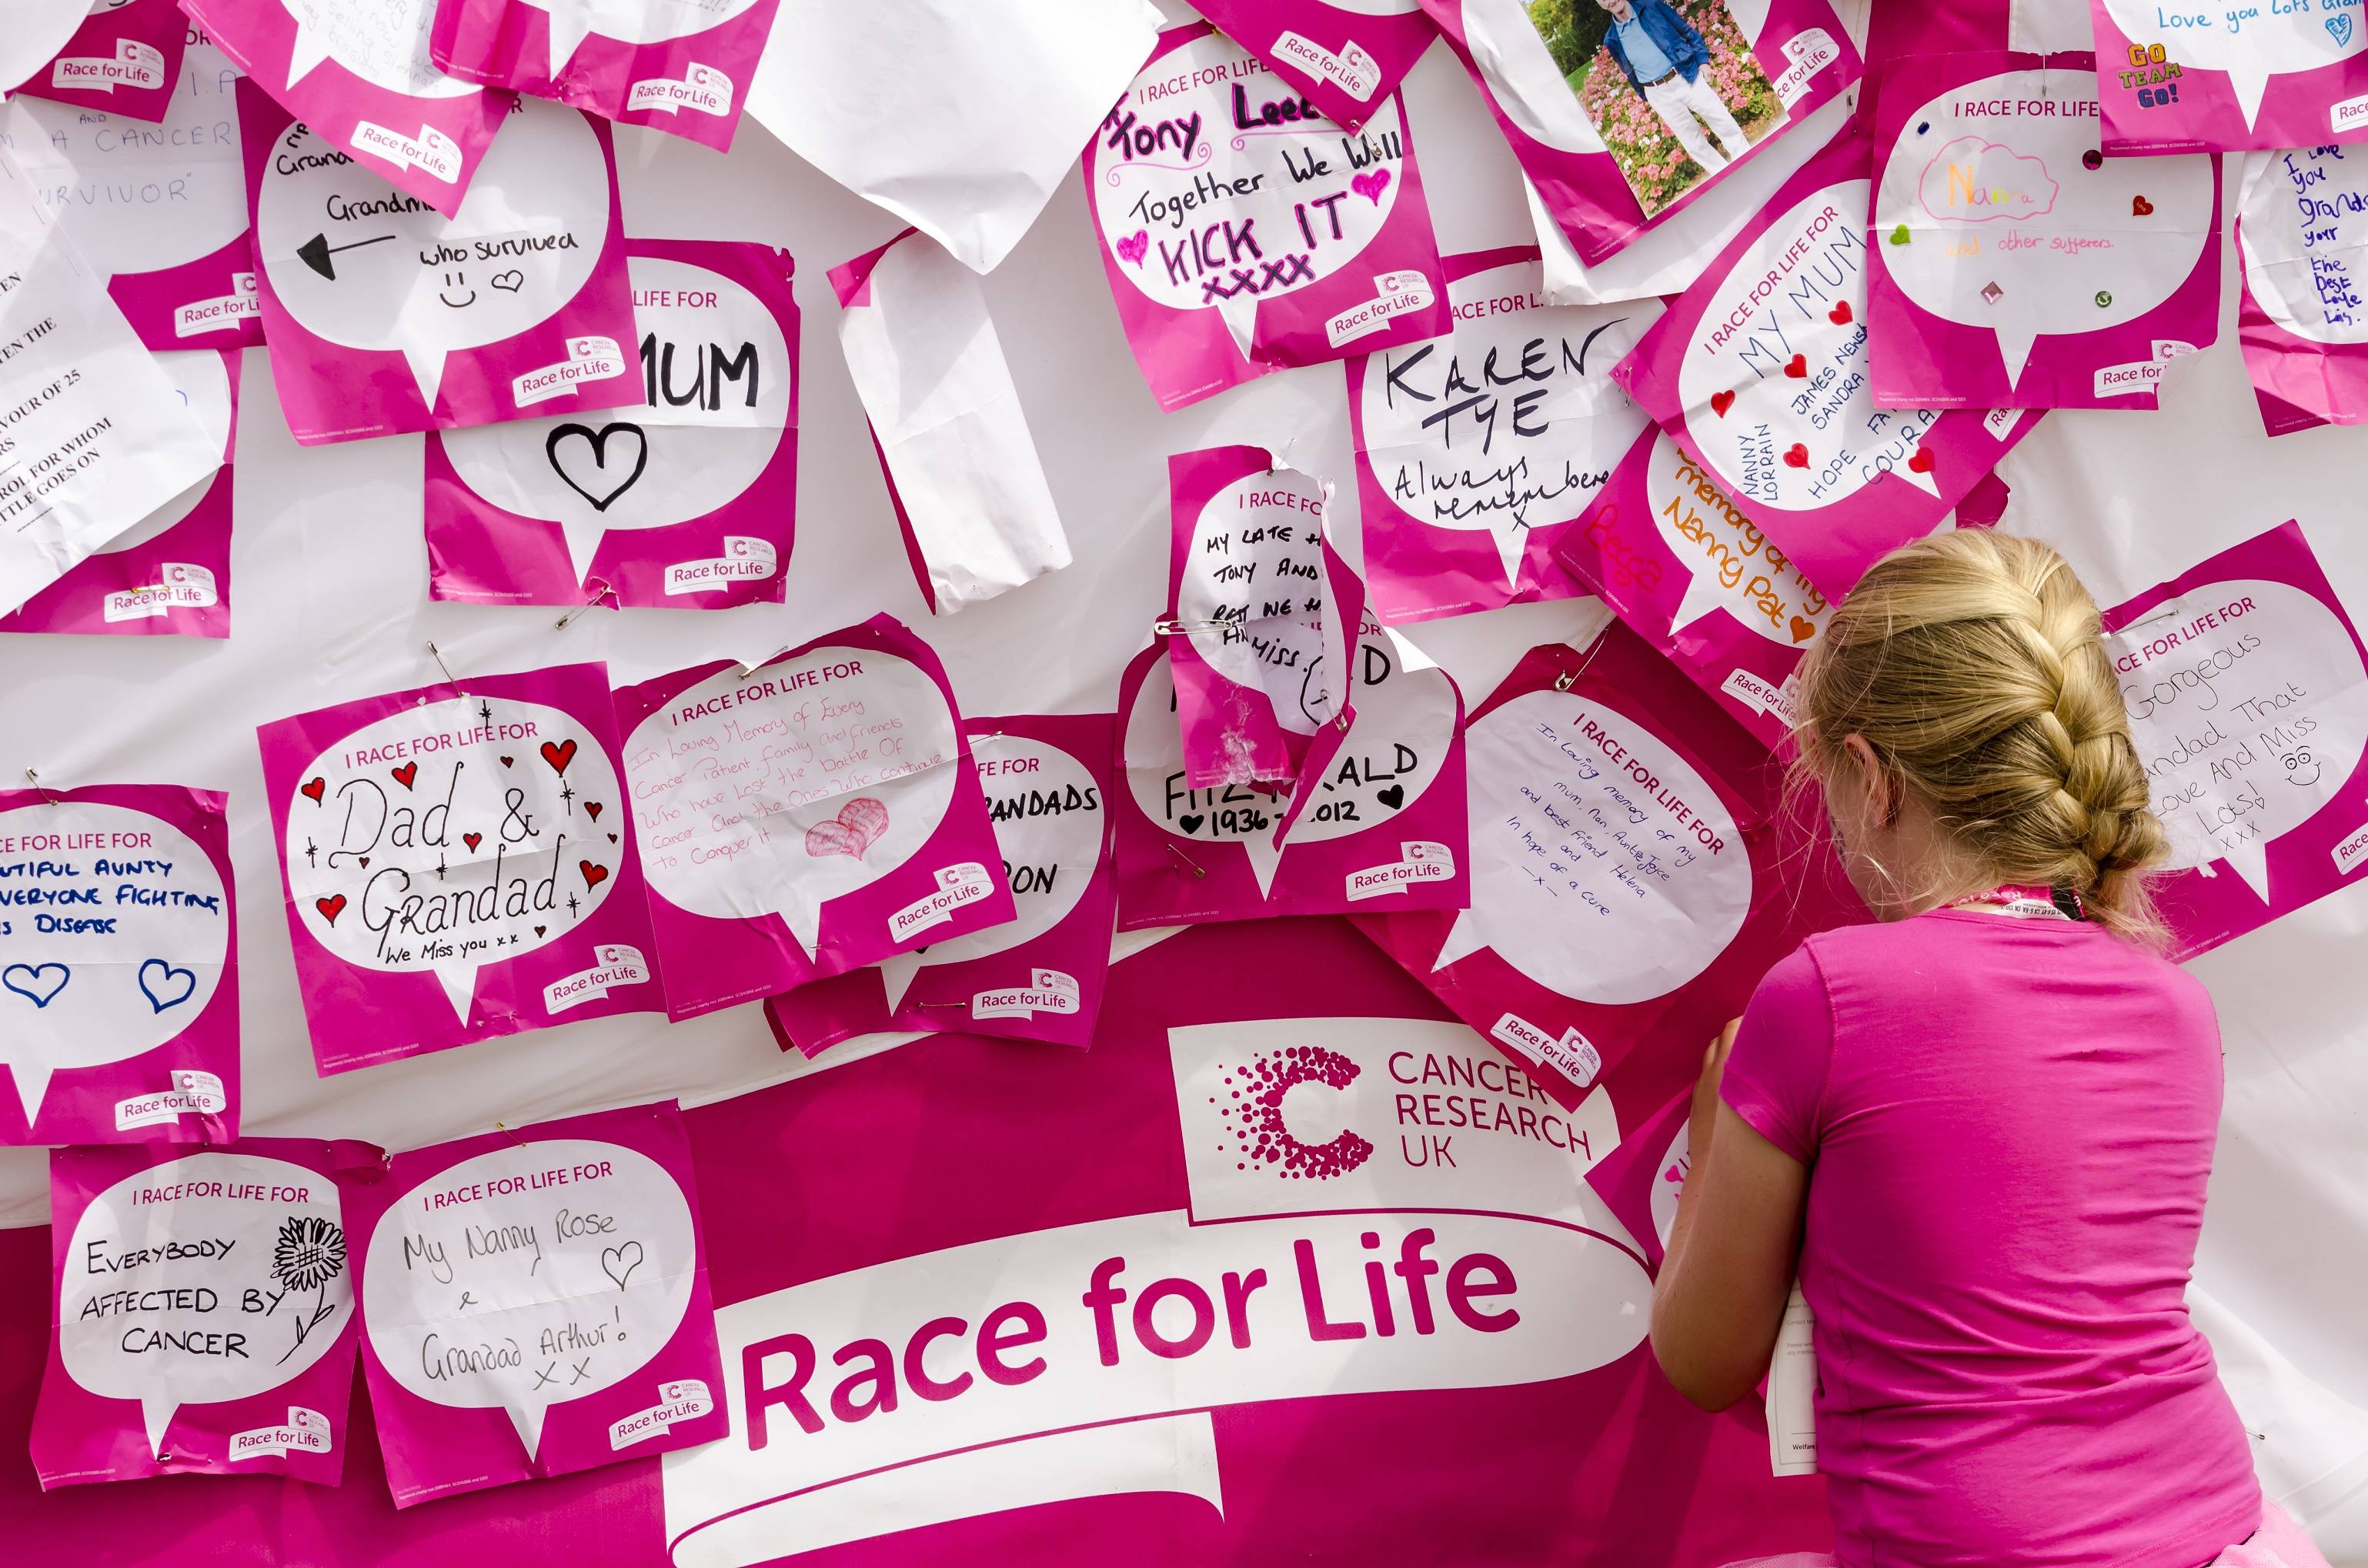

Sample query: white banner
[970,968,1080,1019]
[112,1069,229,1132]
[889,862,996,941]
[515,335,630,409]
[628,64,735,118]
[613,1380,718,1449]
[103,564,219,623]
[664,538,779,596]
[349,122,463,185]
[228,1406,333,1462]
[1344,840,1456,901]
[52,38,166,94]
[545,944,653,1014]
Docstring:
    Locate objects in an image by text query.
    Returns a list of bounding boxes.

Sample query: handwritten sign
[1620,123,2039,594]
[34,1139,373,1486]
[259,662,662,1073]
[428,239,798,606]
[1357,624,1855,1106]
[346,1103,726,1504]
[0,784,235,1146]
[1183,0,1436,132]
[1869,53,2220,409]
[1422,0,1861,266]
[615,614,1011,1018]
[242,86,637,441]
[769,713,1119,1054]
[2236,144,2368,435]
[2102,519,2368,959]
[1080,22,1448,412]
[1350,247,1657,622]
[2093,0,2368,152]
[429,0,777,151]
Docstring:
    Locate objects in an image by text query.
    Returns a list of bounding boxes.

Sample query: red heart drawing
[534,924,546,937]
[1351,167,1392,204]
[391,761,418,790]
[607,832,619,844]
[1114,228,1150,268]
[1783,353,1808,379]
[804,796,892,860]
[585,802,603,821]
[2132,195,2154,216]
[580,860,609,890]
[539,739,578,775]
[1829,300,1852,325]
[1790,615,1817,644]
[1782,442,1810,468]
[300,776,326,803]
[463,832,483,851]
[1908,447,1935,473]
[1709,389,1736,417]
[315,894,346,925]
[358,856,369,868]
[499,755,514,768]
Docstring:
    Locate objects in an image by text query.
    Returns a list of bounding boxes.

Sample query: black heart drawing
[546,422,649,512]
[1177,814,1204,835]
[489,269,525,292]
[1376,784,1405,809]
[602,1241,645,1289]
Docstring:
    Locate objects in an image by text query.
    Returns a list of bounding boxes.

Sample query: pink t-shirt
[1723,909,2261,1568]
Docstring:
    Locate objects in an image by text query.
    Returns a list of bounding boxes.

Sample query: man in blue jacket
[1597,0,1749,174]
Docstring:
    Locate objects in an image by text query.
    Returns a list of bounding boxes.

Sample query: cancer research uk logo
[1211,1046,1376,1180]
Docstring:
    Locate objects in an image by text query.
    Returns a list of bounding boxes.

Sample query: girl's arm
[1650,1023,1809,1410]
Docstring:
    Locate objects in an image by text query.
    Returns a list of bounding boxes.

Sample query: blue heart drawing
[139,959,196,1014]
[2,962,69,1009]
[2332,14,2355,46]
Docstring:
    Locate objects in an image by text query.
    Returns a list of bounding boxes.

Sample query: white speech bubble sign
[61,1151,349,1457]
[2,40,245,276]
[2101,0,2366,131]
[512,0,764,78]
[253,98,609,409]
[2238,147,2368,346]
[1639,430,1833,646]
[0,801,228,1128]
[878,733,1102,1011]
[1879,69,2214,388]
[1674,179,1943,509]
[282,695,623,1023]
[279,0,476,95]
[1360,265,1655,589]
[1179,466,1334,747]
[438,254,790,583]
[1281,626,1455,846]
[2112,578,2368,902]
[1433,689,1752,999]
[1125,650,1289,896]
[1093,28,1405,334]
[363,1138,694,1459]
[624,652,961,958]
[92,351,234,556]
[0,0,94,93]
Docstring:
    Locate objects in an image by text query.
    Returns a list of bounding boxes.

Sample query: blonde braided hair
[1793,530,2168,944]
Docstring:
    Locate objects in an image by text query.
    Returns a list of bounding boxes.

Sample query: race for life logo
[1211,1046,1375,1181]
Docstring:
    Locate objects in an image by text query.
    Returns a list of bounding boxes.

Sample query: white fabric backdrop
[4,7,2367,1553]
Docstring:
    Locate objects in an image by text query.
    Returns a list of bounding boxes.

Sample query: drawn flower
[272,1215,346,1294]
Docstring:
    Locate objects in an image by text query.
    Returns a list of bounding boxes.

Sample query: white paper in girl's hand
[0,145,220,618]
[748,0,1162,273]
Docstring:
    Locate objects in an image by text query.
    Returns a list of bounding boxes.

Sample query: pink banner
[0,782,236,1146]
[1422,0,1862,266]
[430,0,779,150]
[1184,0,1438,133]
[767,712,1118,1055]
[2235,145,2368,436]
[1356,622,1862,1106]
[1583,1086,1690,1272]
[1080,22,1451,412]
[2100,519,2368,961]
[426,238,798,607]
[1614,118,2040,592]
[258,661,666,1074]
[1865,50,2223,410]
[239,85,640,444]
[34,1137,378,1487]
[8,0,188,121]
[613,615,1013,1019]
[1348,245,1660,622]
[341,1102,727,1506]
[0,349,239,638]
[2091,0,2368,154]
[188,0,512,215]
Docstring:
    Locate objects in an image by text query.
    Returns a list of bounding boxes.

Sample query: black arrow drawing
[296,232,397,281]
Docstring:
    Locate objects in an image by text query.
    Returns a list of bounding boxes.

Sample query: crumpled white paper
[0,144,221,619]
[837,229,1070,615]
[746,0,1162,274]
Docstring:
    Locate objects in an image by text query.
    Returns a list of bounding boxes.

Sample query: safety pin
[1164,840,1207,878]
[554,579,619,631]
[2121,600,2184,632]
[1153,616,1233,636]
[1554,634,1607,692]
[23,767,60,805]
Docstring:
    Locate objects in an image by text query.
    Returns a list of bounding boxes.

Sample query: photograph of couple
[1528,0,1785,215]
